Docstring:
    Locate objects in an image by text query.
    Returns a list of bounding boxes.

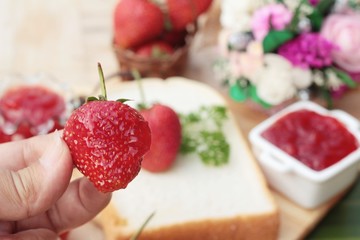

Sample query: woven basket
[113,24,197,80]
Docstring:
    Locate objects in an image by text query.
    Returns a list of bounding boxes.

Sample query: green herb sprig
[179,105,230,166]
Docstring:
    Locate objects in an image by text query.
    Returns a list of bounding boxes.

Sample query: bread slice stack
[95,77,279,240]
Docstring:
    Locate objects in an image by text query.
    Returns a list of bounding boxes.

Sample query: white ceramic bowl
[249,101,360,209]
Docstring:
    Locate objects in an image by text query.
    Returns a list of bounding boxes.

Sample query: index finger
[0,131,64,171]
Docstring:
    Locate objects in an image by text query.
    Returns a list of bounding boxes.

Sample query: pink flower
[278,33,335,69]
[350,71,360,82]
[251,4,292,41]
[321,13,360,73]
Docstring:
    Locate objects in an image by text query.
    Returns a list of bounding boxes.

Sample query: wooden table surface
[1,1,359,239]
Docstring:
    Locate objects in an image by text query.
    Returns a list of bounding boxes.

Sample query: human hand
[0,132,111,239]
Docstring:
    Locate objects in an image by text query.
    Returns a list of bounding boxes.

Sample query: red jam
[0,85,66,143]
[261,109,359,171]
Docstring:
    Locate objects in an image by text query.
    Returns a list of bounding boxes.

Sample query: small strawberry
[162,29,187,48]
[132,71,181,172]
[63,64,151,192]
[165,0,213,31]
[194,0,213,16]
[140,104,182,172]
[114,0,164,48]
[135,41,174,58]
[166,0,197,31]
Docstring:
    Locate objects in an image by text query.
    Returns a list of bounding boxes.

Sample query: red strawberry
[63,64,151,192]
[114,0,164,48]
[0,129,11,143]
[165,0,213,31]
[194,0,213,16]
[162,29,187,48]
[59,231,69,240]
[166,0,197,31]
[135,41,174,58]
[140,104,181,172]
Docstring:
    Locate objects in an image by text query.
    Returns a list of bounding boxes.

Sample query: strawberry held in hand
[63,64,151,192]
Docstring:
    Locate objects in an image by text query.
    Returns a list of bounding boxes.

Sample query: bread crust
[96,204,279,240]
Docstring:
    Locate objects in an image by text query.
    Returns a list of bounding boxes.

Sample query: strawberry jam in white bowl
[249,101,360,209]
[0,73,76,143]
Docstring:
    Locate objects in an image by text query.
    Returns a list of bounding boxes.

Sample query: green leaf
[179,105,230,166]
[198,131,230,166]
[249,85,272,109]
[289,0,307,31]
[229,83,247,102]
[116,98,132,103]
[316,0,336,15]
[348,0,360,10]
[332,67,357,88]
[262,30,295,53]
[320,85,333,109]
[180,134,199,154]
[86,96,98,102]
[137,102,149,110]
[208,106,227,128]
[307,9,323,31]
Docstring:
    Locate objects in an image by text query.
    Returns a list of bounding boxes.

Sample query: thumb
[0,133,73,221]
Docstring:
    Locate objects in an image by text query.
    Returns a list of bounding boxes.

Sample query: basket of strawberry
[113,0,213,80]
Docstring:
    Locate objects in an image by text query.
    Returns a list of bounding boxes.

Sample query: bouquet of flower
[216,0,360,110]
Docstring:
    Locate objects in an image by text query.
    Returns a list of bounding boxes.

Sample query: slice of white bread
[95,77,279,240]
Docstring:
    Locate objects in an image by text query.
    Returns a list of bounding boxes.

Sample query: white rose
[251,54,312,105]
[313,71,325,86]
[292,67,312,89]
[263,54,292,71]
[256,68,297,105]
[220,0,266,31]
[325,69,344,90]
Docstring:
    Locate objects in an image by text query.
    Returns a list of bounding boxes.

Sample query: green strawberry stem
[131,69,148,109]
[87,63,131,103]
[130,211,155,240]
[98,62,107,100]
[87,63,109,102]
